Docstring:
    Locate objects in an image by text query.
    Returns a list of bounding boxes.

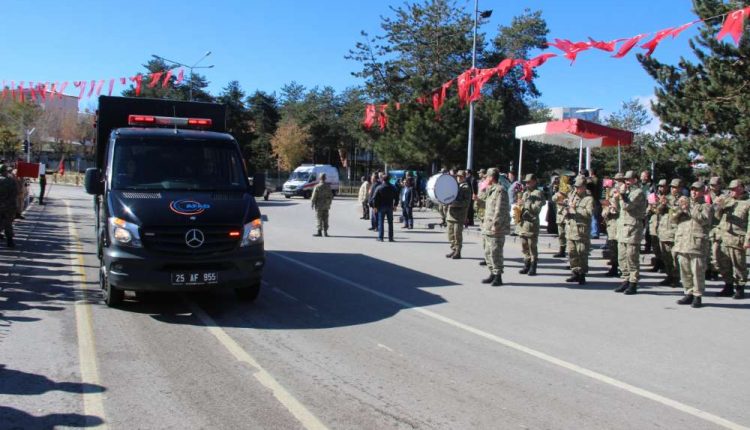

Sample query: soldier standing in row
[517,174,545,276]
[614,170,647,295]
[553,175,571,258]
[445,170,472,259]
[707,176,724,280]
[0,164,18,247]
[674,182,713,308]
[604,173,623,277]
[656,179,682,287]
[311,173,333,237]
[648,179,668,272]
[714,179,750,299]
[565,176,594,285]
[480,168,510,286]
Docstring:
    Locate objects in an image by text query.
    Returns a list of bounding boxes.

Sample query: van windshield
[111,139,249,191]
[289,171,312,182]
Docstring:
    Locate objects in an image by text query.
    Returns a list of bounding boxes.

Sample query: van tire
[285,195,291,199]
[236,281,261,302]
[100,266,124,307]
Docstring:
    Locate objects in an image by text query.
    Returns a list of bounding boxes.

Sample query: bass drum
[426,173,458,205]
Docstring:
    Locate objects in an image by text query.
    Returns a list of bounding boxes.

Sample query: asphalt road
[1,185,749,430]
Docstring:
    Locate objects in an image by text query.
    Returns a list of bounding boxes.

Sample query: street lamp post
[151,51,214,101]
[466,3,491,171]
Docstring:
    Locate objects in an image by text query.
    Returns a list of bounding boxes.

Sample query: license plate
[171,271,219,286]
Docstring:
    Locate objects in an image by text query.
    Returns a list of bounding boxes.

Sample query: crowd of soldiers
[0,160,32,248]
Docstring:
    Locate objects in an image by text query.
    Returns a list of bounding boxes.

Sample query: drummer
[446,170,472,259]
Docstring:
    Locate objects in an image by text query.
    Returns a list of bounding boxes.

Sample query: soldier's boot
[650,259,660,272]
[716,282,734,297]
[313,230,322,237]
[676,293,694,305]
[451,252,462,260]
[623,283,638,295]
[479,261,487,266]
[491,274,503,287]
[578,274,586,285]
[734,286,745,300]
[323,230,329,237]
[481,273,495,284]
[445,251,455,258]
[691,296,703,308]
[566,273,579,283]
[519,261,531,274]
[605,264,619,277]
[527,261,537,276]
[553,245,566,258]
[614,281,630,293]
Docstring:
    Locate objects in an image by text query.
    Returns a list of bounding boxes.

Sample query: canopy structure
[514,119,634,177]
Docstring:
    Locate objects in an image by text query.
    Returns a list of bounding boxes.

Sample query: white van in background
[282,164,340,199]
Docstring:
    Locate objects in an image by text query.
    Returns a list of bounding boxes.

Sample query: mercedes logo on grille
[185,229,205,248]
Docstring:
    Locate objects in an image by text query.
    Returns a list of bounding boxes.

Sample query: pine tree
[638,0,750,182]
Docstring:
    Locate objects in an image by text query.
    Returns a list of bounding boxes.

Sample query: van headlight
[241,218,263,246]
[108,217,142,248]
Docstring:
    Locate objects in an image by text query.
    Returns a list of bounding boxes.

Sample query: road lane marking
[187,302,328,430]
[66,202,108,429]
[377,343,394,352]
[272,251,749,430]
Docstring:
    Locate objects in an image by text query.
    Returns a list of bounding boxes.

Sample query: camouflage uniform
[673,184,713,306]
[656,184,681,285]
[604,174,623,276]
[565,181,594,280]
[615,172,646,292]
[446,175,472,257]
[555,190,570,257]
[311,180,333,236]
[0,165,18,246]
[516,174,545,275]
[648,181,665,271]
[707,177,724,278]
[715,179,750,299]
[481,179,510,283]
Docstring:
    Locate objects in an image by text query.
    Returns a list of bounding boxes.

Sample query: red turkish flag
[641,27,676,57]
[669,20,700,39]
[95,80,105,96]
[58,156,65,176]
[148,72,163,88]
[57,82,68,99]
[467,67,498,103]
[362,104,376,130]
[520,53,557,82]
[613,34,647,58]
[588,37,625,52]
[29,81,37,101]
[1,81,7,100]
[108,79,115,96]
[457,69,477,107]
[377,104,389,130]
[74,81,87,99]
[119,77,127,85]
[162,70,173,88]
[717,7,750,45]
[87,80,96,98]
[176,69,185,85]
[37,83,46,101]
[130,74,143,96]
[432,79,453,113]
[547,38,591,63]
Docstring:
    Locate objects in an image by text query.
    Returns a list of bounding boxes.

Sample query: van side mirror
[84,168,103,195]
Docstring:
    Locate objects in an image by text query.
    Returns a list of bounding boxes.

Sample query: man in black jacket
[371,174,399,242]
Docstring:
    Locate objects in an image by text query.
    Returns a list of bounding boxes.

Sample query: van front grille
[141,225,241,256]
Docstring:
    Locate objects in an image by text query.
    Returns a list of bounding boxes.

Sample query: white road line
[66,202,108,429]
[377,343,394,352]
[273,287,300,302]
[272,251,749,430]
[187,302,328,430]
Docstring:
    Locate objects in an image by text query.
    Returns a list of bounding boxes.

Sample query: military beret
[455,170,466,177]
[524,173,537,182]
[729,179,743,189]
[658,179,668,186]
[624,170,636,179]
[709,176,722,186]
[614,172,624,180]
[670,178,682,187]
[574,176,587,187]
[690,181,704,190]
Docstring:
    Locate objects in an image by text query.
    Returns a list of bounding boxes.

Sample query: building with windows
[549,107,601,123]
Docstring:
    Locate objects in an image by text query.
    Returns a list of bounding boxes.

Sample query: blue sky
[2,0,702,128]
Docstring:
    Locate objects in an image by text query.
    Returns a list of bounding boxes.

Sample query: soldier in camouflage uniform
[553,176,571,258]
[311,172,333,237]
[475,169,487,225]
[446,170,472,259]
[714,179,750,299]
[604,173,623,277]
[517,174,545,276]
[674,182,713,308]
[647,179,668,272]
[0,164,18,247]
[655,178,682,287]
[480,168,510,286]
[564,176,594,284]
[706,176,724,281]
[613,170,647,295]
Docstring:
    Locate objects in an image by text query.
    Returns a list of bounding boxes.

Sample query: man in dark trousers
[38,162,47,205]
[0,164,19,247]
[371,173,399,242]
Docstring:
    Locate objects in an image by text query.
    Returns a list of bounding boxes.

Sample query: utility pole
[25,128,35,163]
[466,0,479,171]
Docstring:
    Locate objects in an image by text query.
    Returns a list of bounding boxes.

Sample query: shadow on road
[0,406,104,429]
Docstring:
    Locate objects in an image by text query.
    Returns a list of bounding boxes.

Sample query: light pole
[466,3,491,171]
[25,127,35,163]
[151,51,214,101]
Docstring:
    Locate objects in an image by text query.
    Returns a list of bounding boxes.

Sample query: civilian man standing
[372,174,398,242]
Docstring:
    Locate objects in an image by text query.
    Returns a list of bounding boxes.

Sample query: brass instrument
[559,175,571,195]
[513,202,523,224]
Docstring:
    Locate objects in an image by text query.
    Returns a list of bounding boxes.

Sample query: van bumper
[104,244,264,292]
